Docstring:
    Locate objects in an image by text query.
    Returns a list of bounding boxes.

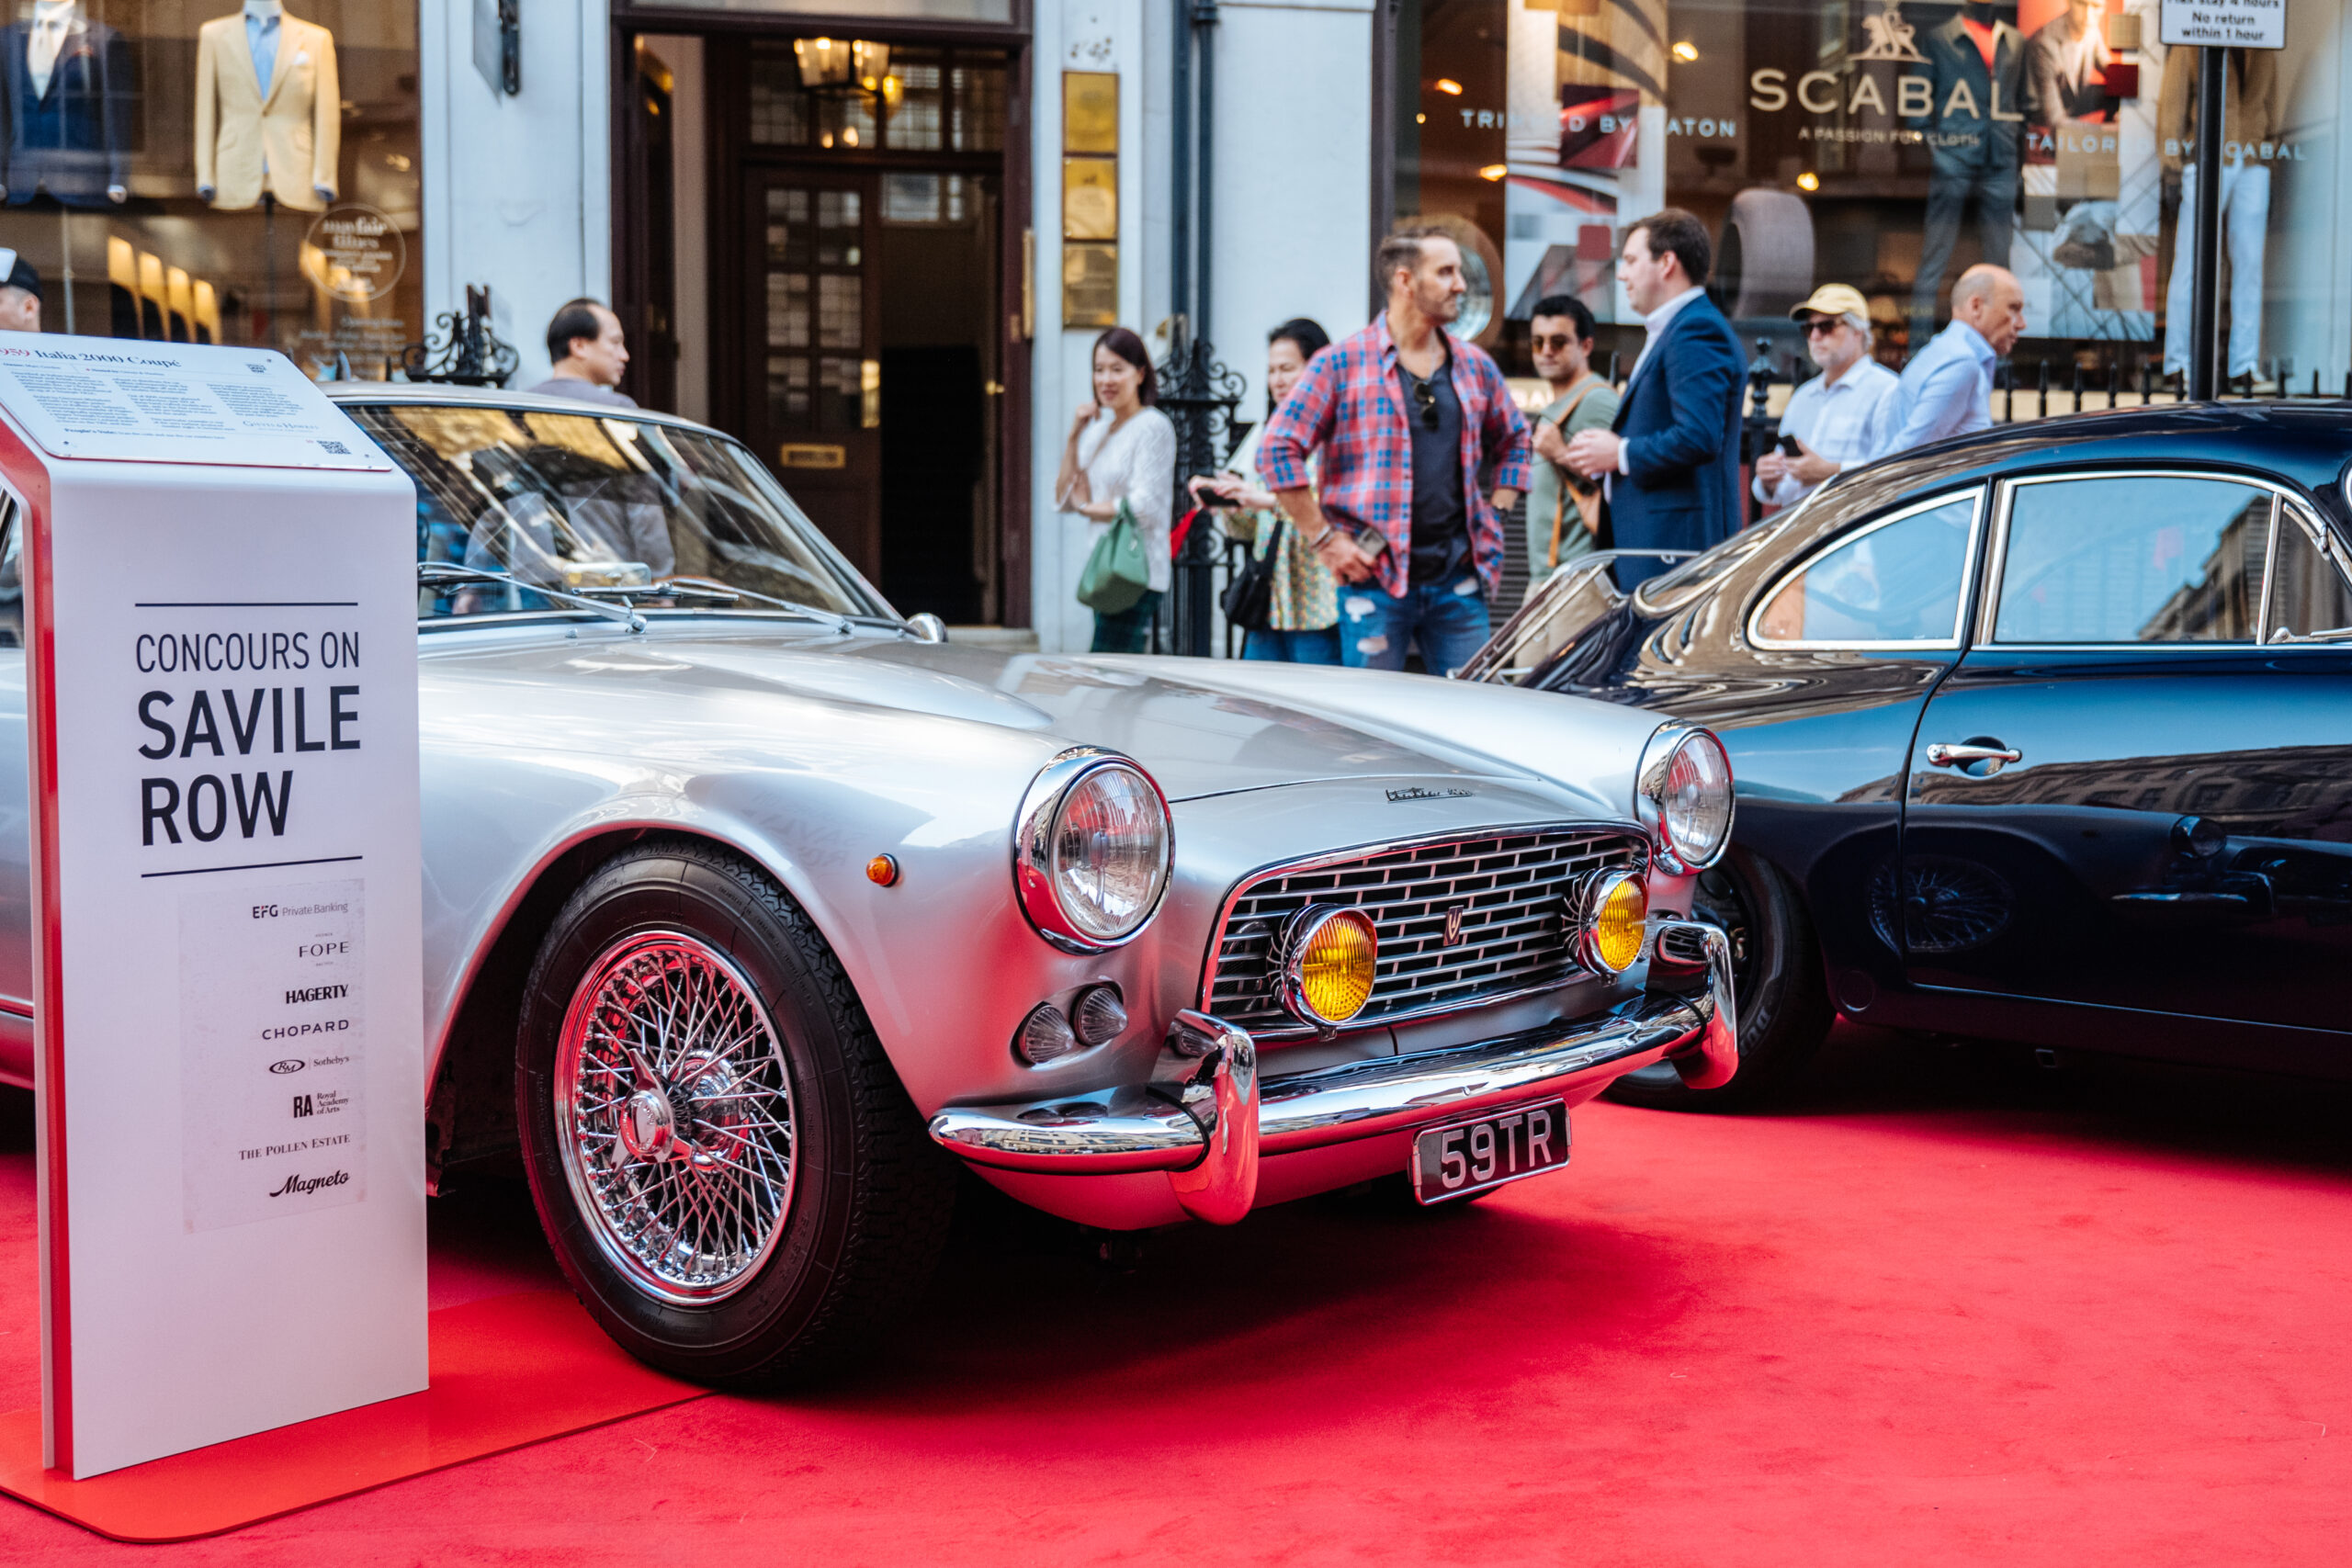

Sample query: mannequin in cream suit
[193,1,338,211]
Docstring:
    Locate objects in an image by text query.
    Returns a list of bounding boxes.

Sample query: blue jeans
[1243,626,1341,664]
[1337,579,1492,674]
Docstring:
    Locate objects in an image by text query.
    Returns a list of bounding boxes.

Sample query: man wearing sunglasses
[1755,284,1899,513]
[1523,295,1621,587]
[1258,224,1532,673]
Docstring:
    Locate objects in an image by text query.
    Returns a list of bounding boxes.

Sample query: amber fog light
[1577,871,1648,975]
[1279,905,1379,1028]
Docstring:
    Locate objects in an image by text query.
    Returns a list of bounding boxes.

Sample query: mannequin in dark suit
[0,2,131,208]
[1562,209,1745,589]
[1906,1,2027,332]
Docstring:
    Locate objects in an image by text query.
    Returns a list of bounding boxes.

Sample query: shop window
[1994,475,2268,644]
[0,3,423,378]
[1394,1,2352,398]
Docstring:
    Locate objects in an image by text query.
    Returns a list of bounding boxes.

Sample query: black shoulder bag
[1220,517,1278,631]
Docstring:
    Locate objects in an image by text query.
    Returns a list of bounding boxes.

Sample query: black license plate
[1411,1100,1570,1204]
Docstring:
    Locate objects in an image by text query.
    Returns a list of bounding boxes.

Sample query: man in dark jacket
[1563,209,1744,588]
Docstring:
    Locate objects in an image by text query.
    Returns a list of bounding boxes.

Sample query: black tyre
[1604,847,1833,1111]
[515,838,956,1386]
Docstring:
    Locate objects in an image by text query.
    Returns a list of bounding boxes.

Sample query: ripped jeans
[1336,576,1492,675]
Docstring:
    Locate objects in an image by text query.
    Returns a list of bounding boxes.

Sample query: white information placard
[2159,0,2286,50]
[0,335,392,469]
[0,334,424,1479]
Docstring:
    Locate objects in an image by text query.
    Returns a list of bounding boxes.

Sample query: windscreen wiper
[417,561,646,633]
[651,575,854,636]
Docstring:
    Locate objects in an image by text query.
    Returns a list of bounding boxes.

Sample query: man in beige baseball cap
[1754,283,1898,510]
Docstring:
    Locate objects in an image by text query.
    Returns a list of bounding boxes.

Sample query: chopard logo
[268,1169,349,1198]
[1386,786,1473,802]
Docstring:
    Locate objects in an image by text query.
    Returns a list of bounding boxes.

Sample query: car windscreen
[345,404,888,623]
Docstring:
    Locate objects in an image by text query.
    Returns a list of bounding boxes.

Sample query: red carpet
[0,1292,707,1541]
[0,1031,2347,1563]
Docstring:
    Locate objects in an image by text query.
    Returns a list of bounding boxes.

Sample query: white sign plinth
[0,333,424,1479]
[2159,0,2286,50]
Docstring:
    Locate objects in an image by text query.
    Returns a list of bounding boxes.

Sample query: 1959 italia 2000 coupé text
[0,387,1736,1384]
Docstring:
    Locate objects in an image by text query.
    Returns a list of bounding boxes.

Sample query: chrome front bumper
[928,919,1736,1225]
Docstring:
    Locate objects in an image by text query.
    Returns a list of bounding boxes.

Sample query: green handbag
[1076,498,1151,615]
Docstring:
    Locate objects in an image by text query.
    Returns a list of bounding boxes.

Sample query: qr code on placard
[318,440,351,455]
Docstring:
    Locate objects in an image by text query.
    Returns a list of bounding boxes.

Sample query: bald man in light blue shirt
[1872,265,2026,462]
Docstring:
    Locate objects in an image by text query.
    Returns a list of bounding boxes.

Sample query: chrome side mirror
[905,612,947,643]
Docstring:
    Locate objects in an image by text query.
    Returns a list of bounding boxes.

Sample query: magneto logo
[267,1057,306,1075]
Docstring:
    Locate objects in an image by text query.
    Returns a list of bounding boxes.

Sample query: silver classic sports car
[0,386,1736,1384]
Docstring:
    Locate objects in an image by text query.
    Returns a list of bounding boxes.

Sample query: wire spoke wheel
[554,931,795,1305]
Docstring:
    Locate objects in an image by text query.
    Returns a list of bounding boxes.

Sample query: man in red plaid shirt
[1256,225,1532,673]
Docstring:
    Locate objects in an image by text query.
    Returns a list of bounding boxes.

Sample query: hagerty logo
[1386,785,1473,802]
[268,1168,350,1198]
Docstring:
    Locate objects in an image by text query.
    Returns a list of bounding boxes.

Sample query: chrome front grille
[1200,826,1647,1038]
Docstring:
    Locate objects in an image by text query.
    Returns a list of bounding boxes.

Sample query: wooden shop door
[745,167,883,577]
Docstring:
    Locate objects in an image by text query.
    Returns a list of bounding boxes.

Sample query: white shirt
[1753,357,1900,507]
[28,1,75,100]
[1059,407,1177,593]
[1612,286,1711,490]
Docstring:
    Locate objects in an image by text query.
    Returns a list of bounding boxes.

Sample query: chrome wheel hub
[618,1088,677,1161]
[554,932,796,1305]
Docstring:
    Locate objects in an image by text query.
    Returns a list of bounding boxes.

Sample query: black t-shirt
[1400,347,1471,586]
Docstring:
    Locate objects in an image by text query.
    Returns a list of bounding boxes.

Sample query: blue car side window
[1751,494,1976,648]
[1995,476,2268,645]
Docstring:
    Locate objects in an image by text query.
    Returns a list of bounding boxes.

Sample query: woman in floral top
[1192,319,1340,663]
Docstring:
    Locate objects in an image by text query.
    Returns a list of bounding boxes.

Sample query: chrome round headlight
[1636,725,1735,873]
[1013,750,1173,951]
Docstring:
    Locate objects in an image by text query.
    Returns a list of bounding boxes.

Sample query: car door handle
[1925,741,2023,769]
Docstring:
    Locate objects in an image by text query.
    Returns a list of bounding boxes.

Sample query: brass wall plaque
[779,443,847,469]
[1062,243,1118,329]
[1062,157,1117,242]
[1063,72,1117,153]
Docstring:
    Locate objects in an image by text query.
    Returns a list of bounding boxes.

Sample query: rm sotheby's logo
[1386,785,1473,802]
[269,1169,350,1198]
[267,1057,306,1074]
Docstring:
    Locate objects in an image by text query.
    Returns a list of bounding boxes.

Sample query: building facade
[0,3,2345,653]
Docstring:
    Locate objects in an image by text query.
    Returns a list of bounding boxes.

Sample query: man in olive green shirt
[1523,294,1622,592]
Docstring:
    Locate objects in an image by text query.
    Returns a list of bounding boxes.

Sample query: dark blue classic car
[1465,405,2352,1107]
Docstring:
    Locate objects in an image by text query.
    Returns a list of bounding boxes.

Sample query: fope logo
[267,1057,306,1074]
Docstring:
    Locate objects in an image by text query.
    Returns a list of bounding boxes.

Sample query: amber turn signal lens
[1581,872,1648,974]
[1283,906,1379,1026]
[866,854,899,886]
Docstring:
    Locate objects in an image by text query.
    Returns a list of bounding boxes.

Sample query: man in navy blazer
[1564,209,1745,588]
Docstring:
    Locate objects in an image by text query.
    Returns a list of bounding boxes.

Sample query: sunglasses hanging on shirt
[1401,366,1440,429]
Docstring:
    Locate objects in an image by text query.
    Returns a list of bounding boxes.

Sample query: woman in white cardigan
[1056,326,1176,652]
